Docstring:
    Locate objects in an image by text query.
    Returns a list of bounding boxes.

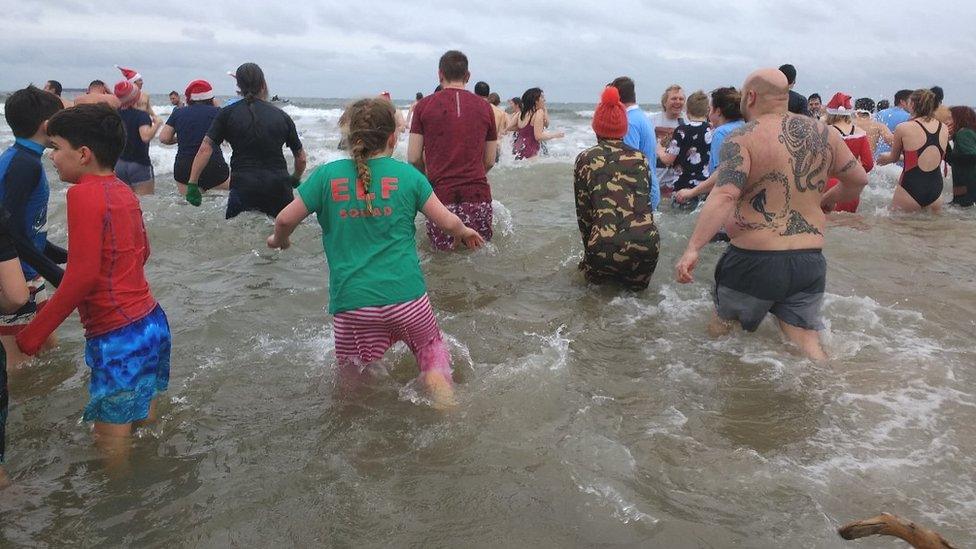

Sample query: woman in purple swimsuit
[513,88,564,160]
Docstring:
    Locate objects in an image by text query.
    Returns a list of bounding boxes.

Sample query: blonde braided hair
[344,98,397,212]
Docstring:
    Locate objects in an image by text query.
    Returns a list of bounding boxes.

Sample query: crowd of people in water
[1,50,974,481]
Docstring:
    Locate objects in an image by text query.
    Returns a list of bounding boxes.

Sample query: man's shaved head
[741,68,790,120]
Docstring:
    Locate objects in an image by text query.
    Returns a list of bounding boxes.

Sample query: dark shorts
[714,245,826,332]
[84,305,171,424]
[226,169,294,219]
[115,159,155,187]
[1,349,7,463]
[174,154,229,191]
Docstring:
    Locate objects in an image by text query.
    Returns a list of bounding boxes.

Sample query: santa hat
[826,92,855,116]
[592,86,628,139]
[114,80,140,108]
[185,79,214,103]
[114,65,142,82]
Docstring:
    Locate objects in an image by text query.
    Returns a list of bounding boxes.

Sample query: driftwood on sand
[838,513,957,549]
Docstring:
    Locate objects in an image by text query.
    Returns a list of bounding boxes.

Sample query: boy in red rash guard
[15,105,171,468]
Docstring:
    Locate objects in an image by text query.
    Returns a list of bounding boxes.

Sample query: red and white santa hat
[185,79,214,103]
[113,80,140,108]
[114,65,142,82]
[826,92,855,116]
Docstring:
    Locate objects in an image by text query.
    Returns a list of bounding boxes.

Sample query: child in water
[16,104,171,470]
[268,98,484,408]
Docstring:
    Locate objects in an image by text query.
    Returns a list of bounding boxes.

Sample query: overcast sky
[2,1,975,105]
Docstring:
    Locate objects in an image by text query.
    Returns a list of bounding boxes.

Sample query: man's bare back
[721,113,859,251]
[853,115,892,155]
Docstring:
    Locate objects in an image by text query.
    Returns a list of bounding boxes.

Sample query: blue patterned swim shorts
[84,305,171,424]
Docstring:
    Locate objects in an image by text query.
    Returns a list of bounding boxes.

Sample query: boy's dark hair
[46,80,63,96]
[778,64,797,85]
[88,79,106,92]
[169,90,179,96]
[610,76,636,104]
[4,85,64,138]
[710,86,742,121]
[894,89,912,105]
[854,97,875,112]
[415,92,423,101]
[877,99,890,111]
[808,93,821,102]
[474,81,490,97]
[46,104,125,168]
[438,50,468,82]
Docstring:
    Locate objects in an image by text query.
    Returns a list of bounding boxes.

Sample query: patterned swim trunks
[425,201,493,251]
[84,305,171,424]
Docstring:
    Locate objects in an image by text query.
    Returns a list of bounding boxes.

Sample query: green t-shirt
[298,157,433,314]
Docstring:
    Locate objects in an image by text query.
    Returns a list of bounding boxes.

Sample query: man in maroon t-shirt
[408,50,498,250]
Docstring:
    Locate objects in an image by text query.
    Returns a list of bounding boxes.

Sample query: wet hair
[344,98,396,213]
[949,106,976,133]
[610,76,636,104]
[854,97,875,113]
[438,50,468,82]
[660,84,683,108]
[235,62,267,103]
[894,89,912,105]
[510,97,522,110]
[910,89,937,118]
[825,114,852,126]
[685,90,709,118]
[520,88,542,121]
[488,92,501,106]
[88,80,107,93]
[710,87,742,121]
[930,86,944,107]
[415,92,423,101]
[778,64,797,85]
[4,85,64,138]
[474,81,490,97]
[808,93,822,103]
[46,104,125,168]
[46,80,63,96]
[877,99,890,111]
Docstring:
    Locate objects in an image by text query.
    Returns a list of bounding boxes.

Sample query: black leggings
[225,169,294,219]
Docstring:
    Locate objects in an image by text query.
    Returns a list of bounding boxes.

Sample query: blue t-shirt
[623,106,661,210]
[165,103,222,159]
[875,107,910,156]
[709,120,746,174]
[0,138,51,279]
[118,108,152,165]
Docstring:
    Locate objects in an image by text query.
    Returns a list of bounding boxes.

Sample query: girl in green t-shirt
[267,98,484,409]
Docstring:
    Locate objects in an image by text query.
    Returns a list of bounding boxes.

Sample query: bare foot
[422,371,457,411]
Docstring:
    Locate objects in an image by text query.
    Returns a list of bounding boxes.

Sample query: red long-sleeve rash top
[16,174,157,355]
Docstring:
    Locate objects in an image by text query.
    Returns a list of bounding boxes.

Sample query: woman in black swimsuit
[878,88,949,213]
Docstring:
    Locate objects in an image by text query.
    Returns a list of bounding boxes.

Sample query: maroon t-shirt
[410,88,497,204]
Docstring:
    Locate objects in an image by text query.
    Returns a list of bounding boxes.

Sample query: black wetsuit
[206,99,303,218]
[900,120,945,208]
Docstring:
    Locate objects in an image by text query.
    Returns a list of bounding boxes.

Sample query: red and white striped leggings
[332,294,451,376]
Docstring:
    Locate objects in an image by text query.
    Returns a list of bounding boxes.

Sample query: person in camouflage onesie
[574,86,660,290]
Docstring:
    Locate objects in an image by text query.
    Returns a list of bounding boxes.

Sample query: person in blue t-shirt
[0,86,68,367]
[673,86,746,207]
[610,76,661,210]
[874,89,912,157]
[113,80,161,195]
[159,80,230,196]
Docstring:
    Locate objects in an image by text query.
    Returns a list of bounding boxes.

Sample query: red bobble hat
[114,65,142,82]
[113,79,140,108]
[592,86,628,139]
[185,79,215,103]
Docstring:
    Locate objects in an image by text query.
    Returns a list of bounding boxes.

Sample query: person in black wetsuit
[878,88,949,213]
[185,63,306,218]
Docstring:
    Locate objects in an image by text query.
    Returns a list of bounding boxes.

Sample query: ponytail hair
[235,62,267,103]
[344,98,396,212]
[910,88,937,119]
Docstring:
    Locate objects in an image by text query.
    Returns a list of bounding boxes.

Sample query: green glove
[186,182,202,207]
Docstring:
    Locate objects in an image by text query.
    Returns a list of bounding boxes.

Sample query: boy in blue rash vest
[610,76,661,210]
[0,86,67,368]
